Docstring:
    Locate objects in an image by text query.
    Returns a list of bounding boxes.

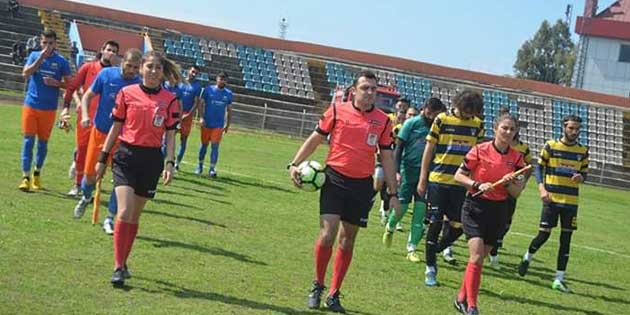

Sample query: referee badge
[153,107,165,127]
[367,133,378,146]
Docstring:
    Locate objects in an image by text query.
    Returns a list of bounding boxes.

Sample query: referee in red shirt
[452,112,528,315]
[95,51,182,287]
[288,70,398,313]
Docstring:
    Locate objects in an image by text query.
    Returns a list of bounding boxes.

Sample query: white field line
[179,160,288,187]
[510,232,630,259]
[181,162,630,259]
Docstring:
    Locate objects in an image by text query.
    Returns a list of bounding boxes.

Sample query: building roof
[596,0,630,22]
[77,23,143,54]
[23,0,630,109]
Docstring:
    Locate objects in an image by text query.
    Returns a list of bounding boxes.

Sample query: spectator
[8,0,19,18]
[26,35,41,57]
[71,41,79,64]
[11,39,26,65]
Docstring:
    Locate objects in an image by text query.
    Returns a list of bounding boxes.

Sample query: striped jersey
[538,139,588,207]
[426,109,484,186]
[513,140,532,164]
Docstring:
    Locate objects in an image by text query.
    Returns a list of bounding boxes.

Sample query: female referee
[452,112,528,315]
[95,51,182,287]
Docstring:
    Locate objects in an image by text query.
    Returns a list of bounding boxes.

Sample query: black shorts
[320,167,376,228]
[505,196,517,226]
[539,202,578,230]
[426,183,466,223]
[112,142,164,199]
[461,195,508,246]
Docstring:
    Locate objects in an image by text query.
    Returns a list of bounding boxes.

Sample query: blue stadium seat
[184,50,193,58]
[254,82,262,90]
[263,84,272,93]
[195,59,205,67]
[245,81,255,89]
[252,75,261,82]
[272,85,280,93]
[175,48,184,56]
[165,47,175,55]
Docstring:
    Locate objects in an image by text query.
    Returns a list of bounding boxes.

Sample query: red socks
[113,220,139,269]
[463,262,483,309]
[314,240,333,285]
[329,247,353,294]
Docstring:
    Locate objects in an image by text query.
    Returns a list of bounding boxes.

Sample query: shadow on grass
[174,176,226,192]
[158,188,195,198]
[138,235,266,265]
[215,176,296,194]
[143,209,226,228]
[481,288,605,315]
[135,277,376,315]
[151,197,206,210]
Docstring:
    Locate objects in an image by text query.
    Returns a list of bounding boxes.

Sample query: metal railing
[230,102,321,138]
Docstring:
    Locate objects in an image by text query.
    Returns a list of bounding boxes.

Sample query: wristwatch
[286,162,298,170]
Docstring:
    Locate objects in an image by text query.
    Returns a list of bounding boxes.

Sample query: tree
[513,19,575,86]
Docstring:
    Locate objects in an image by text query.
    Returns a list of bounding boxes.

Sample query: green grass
[0,104,629,315]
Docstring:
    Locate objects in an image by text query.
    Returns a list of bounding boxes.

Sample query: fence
[230,102,321,138]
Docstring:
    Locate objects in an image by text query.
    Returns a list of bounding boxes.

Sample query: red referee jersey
[316,101,393,178]
[63,60,108,117]
[112,84,180,148]
[461,141,525,201]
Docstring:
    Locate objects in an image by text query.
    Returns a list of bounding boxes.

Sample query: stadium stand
[0,4,41,90]
[4,0,630,188]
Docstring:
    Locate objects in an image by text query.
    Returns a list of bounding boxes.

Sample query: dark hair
[423,97,446,113]
[498,106,510,116]
[95,40,119,59]
[41,29,57,39]
[352,69,377,87]
[191,65,201,72]
[563,114,582,125]
[493,111,518,129]
[452,90,483,114]
[398,97,411,104]
[217,71,228,79]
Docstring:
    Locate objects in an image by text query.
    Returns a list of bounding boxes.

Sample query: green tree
[513,19,575,85]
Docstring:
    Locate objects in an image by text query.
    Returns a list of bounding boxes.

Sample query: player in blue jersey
[196,72,233,177]
[72,49,142,235]
[18,29,72,191]
[175,66,202,170]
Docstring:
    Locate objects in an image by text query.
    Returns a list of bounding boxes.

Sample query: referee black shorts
[112,142,164,199]
[320,166,376,228]
[461,194,508,246]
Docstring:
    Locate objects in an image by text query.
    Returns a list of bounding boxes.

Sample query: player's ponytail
[142,50,183,86]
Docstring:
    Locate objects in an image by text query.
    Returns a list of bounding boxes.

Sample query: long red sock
[465,262,483,309]
[314,240,333,285]
[329,247,353,294]
[458,272,467,302]
[113,220,131,269]
[123,223,139,265]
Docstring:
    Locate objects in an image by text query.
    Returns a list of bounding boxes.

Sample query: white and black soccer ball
[297,161,325,192]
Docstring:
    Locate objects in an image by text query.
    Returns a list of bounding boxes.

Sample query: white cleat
[103,216,114,235]
[73,197,92,219]
[66,184,81,197]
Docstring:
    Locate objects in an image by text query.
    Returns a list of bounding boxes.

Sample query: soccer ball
[297,161,325,192]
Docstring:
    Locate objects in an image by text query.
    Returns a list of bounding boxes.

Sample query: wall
[578,35,630,97]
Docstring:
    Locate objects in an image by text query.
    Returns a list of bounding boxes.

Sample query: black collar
[99,60,111,68]
[492,140,509,155]
[351,101,374,113]
[140,84,161,95]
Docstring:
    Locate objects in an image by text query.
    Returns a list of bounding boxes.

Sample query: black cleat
[307,281,325,309]
[325,291,346,313]
[111,268,125,287]
[122,264,132,279]
[453,298,467,314]
[518,259,530,277]
[467,306,480,315]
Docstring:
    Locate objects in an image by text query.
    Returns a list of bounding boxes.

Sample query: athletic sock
[437,225,463,253]
[387,203,409,231]
[198,143,208,161]
[21,135,35,173]
[408,201,426,248]
[80,177,94,200]
[555,270,565,282]
[123,222,139,265]
[458,272,467,302]
[524,251,533,261]
[113,220,130,269]
[210,143,219,165]
[108,191,118,217]
[329,246,353,294]
[35,140,48,169]
[465,262,483,309]
[314,240,333,285]
[425,221,442,268]
[557,231,572,272]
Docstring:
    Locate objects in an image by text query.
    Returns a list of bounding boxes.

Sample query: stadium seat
[227,43,236,51]
[165,47,175,55]
[263,84,272,93]
[218,41,227,50]
[210,47,218,55]
[245,81,254,89]
[208,40,217,48]
[199,38,208,47]
[219,49,228,56]
[184,50,193,58]
[254,82,262,90]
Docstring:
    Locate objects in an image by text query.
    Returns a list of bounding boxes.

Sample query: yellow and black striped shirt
[513,140,532,164]
[538,139,589,207]
[426,109,484,186]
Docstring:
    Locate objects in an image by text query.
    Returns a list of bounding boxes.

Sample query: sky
[71,0,616,76]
